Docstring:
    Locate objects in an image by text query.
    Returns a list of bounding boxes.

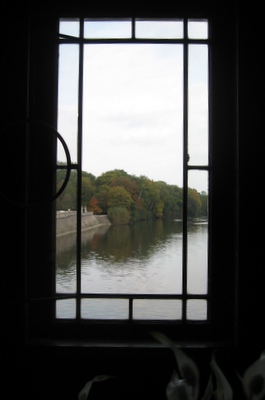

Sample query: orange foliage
[87,197,102,214]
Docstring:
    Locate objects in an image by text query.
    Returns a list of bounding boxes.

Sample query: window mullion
[132,17,135,39]
[182,18,189,321]
[76,18,84,320]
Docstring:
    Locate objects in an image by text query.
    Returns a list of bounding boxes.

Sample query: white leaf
[201,373,214,400]
[78,375,113,400]
[210,352,233,400]
[78,380,94,400]
[242,353,265,400]
[166,371,191,400]
[152,332,200,400]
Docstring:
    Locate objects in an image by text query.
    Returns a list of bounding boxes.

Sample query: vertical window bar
[25,26,32,338]
[131,18,135,39]
[76,18,84,320]
[129,298,133,321]
[207,24,211,321]
[182,18,189,321]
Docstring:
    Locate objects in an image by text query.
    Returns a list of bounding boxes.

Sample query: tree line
[57,168,207,224]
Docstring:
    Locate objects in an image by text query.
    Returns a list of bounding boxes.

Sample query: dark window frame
[26,12,238,347]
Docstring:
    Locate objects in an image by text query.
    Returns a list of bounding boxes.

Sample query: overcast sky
[58,20,209,193]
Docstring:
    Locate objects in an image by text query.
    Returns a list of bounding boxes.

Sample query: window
[26,14,237,345]
[56,17,209,321]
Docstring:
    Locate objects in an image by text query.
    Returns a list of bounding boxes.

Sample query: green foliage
[96,184,110,214]
[107,186,133,210]
[81,171,96,182]
[56,168,208,222]
[188,188,202,218]
[56,169,77,210]
[82,177,95,207]
[199,191,208,216]
[94,169,128,187]
[153,199,164,218]
[108,207,131,225]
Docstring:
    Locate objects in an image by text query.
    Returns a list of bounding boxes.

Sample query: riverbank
[56,211,111,237]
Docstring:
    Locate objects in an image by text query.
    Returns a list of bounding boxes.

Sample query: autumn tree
[188,188,202,217]
[94,169,128,188]
[107,186,133,210]
[82,171,96,182]
[138,178,162,217]
[96,184,110,214]
[110,176,143,210]
[165,185,183,217]
[87,197,102,214]
[82,177,95,207]
[153,199,164,218]
[56,168,204,220]
[198,191,208,216]
[95,171,118,187]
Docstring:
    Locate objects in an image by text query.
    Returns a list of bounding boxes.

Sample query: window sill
[26,338,236,350]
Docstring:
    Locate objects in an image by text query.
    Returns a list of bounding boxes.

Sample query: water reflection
[56,218,207,295]
[81,219,183,294]
[56,218,208,319]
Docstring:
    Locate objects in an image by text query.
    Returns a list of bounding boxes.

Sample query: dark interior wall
[1,1,264,399]
[1,6,28,336]
[237,8,265,356]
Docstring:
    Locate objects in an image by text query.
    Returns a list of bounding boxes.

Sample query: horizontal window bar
[78,293,209,299]
[29,293,209,302]
[187,165,210,170]
[58,38,210,44]
[56,163,78,170]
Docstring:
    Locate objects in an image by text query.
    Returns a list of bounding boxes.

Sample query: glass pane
[81,299,128,319]
[59,19,80,38]
[187,170,208,295]
[84,19,131,38]
[135,19,183,38]
[187,299,207,320]
[133,300,182,320]
[188,44,209,165]
[56,169,77,294]
[56,299,76,319]
[188,20,208,39]
[57,44,79,164]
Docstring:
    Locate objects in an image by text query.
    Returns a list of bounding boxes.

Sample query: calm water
[56,218,208,320]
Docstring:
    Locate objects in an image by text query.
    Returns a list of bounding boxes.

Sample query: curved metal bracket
[0,118,71,208]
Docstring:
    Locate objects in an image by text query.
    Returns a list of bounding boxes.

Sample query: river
[56,218,208,320]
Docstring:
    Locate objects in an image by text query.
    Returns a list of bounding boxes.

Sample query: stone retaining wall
[56,212,111,237]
